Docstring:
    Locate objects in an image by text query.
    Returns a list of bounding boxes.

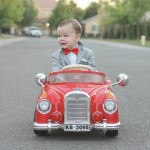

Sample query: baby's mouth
[60,43,67,46]
[61,42,66,44]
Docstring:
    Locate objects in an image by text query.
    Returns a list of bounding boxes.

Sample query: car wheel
[105,130,118,137]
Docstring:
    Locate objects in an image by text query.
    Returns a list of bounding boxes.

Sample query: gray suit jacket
[51,42,97,72]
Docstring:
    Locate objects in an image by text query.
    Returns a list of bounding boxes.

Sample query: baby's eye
[64,34,69,37]
[58,35,61,38]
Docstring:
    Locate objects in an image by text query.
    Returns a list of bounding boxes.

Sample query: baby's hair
[58,18,82,34]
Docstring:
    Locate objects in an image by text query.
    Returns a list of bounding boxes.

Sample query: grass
[0,34,14,39]
[107,39,150,47]
[83,35,150,47]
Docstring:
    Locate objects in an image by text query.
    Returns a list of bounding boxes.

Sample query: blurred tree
[99,0,150,39]
[98,1,110,39]
[83,2,98,19]
[69,0,84,22]
[107,0,131,39]
[128,0,150,39]
[48,0,84,33]
[48,0,74,32]
[0,0,24,33]
[20,0,38,27]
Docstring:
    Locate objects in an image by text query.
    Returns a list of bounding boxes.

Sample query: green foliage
[69,1,84,22]
[108,0,130,25]
[83,2,98,19]
[98,0,150,39]
[0,0,24,29]
[49,0,73,30]
[98,1,110,39]
[48,0,84,30]
[128,0,150,25]
[21,0,38,27]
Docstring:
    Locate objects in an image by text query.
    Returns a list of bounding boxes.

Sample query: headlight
[37,100,51,114]
[103,100,117,114]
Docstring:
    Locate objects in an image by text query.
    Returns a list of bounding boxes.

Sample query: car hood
[47,83,108,95]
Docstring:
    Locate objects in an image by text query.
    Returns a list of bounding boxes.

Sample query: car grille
[64,91,90,123]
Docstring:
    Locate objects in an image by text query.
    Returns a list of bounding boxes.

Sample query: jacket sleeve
[51,50,63,72]
[87,50,97,70]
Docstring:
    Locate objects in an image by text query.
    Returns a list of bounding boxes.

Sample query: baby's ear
[77,34,81,41]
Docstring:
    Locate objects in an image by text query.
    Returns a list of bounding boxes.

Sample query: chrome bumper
[34,119,120,133]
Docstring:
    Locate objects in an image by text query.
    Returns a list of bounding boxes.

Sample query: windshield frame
[48,70,106,85]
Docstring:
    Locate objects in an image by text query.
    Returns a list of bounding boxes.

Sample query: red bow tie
[63,48,79,55]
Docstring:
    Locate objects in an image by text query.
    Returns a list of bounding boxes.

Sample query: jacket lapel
[61,50,70,65]
[63,54,70,65]
[76,44,86,63]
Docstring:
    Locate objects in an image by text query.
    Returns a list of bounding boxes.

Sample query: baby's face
[57,23,80,49]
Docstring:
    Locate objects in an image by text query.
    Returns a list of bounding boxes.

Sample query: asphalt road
[0,37,150,150]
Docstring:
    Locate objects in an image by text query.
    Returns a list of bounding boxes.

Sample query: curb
[0,37,27,47]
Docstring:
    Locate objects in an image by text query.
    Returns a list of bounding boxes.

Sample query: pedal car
[34,64,129,136]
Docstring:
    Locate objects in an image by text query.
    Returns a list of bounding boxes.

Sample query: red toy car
[34,64,129,136]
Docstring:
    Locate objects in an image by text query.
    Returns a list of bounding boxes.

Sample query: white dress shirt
[67,45,78,65]
[68,52,77,64]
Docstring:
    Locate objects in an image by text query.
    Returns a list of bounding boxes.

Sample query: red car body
[34,67,128,136]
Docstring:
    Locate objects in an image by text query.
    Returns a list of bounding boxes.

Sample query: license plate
[64,124,90,131]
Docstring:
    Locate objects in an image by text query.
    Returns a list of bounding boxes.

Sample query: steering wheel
[62,64,92,70]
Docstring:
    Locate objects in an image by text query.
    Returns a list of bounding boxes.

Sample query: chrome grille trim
[64,91,90,124]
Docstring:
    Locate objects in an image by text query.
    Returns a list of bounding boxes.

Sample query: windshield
[49,71,105,84]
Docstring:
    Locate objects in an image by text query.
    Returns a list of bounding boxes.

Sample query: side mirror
[117,73,129,86]
[111,73,129,87]
[35,73,47,87]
